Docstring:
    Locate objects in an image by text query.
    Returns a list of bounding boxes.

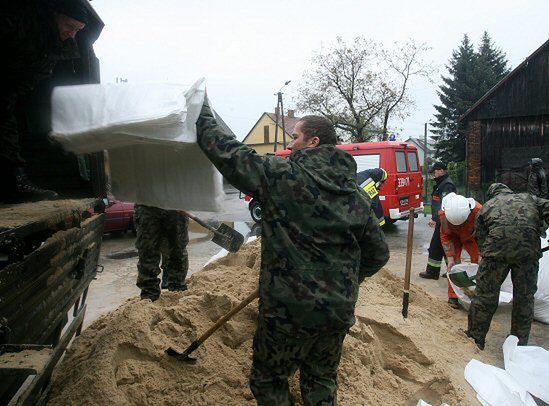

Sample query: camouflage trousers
[467,257,539,346]
[250,317,346,406]
[135,205,189,300]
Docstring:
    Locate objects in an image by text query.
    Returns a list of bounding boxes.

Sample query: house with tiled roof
[242,108,301,155]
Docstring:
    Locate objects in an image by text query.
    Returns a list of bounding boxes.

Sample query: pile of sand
[48,240,489,405]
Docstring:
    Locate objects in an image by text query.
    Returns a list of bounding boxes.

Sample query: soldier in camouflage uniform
[1,1,86,202]
[196,100,390,405]
[134,205,189,301]
[466,183,549,349]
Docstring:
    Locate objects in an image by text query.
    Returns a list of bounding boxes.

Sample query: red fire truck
[245,141,424,224]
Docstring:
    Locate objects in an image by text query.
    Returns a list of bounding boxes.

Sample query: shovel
[166,287,259,362]
[181,210,244,252]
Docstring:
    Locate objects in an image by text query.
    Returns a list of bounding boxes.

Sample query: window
[353,154,380,172]
[396,151,407,173]
[408,152,419,172]
[264,125,269,143]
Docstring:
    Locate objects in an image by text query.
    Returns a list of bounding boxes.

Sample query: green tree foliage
[433,32,510,162]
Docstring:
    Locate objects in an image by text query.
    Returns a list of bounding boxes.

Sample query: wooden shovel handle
[196,287,260,345]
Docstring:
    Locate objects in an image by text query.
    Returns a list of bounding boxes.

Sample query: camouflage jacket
[196,102,390,336]
[476,183,549,260]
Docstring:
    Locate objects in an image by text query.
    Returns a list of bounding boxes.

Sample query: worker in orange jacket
[439,193,482,308]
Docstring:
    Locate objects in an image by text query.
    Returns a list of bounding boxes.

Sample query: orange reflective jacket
[439,202,482,262]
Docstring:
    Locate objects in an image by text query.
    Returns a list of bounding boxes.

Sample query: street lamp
[273,80,291,151]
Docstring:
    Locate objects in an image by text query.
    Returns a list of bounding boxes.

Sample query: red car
[93,197,135,234]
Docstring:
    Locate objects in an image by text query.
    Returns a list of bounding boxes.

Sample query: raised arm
[195,100,288,200]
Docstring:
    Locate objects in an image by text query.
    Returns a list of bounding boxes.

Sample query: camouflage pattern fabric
[196,100,389,335]
[475,183,549,261]
[467,183,549,346]
[134,205,189,300]
[196,100,389,402]
[250,318,346,406]
[467,257,538,346]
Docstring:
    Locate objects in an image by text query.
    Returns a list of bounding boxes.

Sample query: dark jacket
[431,173,456,223]
[357,168,387,226]
[196,102,390,336]
[1,4,64,110]
[476,183,549,260]
[527,159,548,199]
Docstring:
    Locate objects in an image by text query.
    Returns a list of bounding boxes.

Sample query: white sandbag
[503,335,549,402]
[50,79,224,212]
[534,237,549,323]
[51,79,205,153]
[416,401,450,406]
[108,144,223,211]
[464,359,537,406]
[449,263,512,310]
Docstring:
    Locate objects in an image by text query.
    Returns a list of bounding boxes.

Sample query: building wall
[467,121,482,191]
[468,115,549,198]
[243,114,289,155]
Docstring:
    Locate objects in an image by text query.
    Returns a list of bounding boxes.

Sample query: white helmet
[441,193,476,225]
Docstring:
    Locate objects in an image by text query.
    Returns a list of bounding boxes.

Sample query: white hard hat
[441,193,476,225]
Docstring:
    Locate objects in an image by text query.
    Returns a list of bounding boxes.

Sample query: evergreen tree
[476,31,510,94]
[433,33,509,163]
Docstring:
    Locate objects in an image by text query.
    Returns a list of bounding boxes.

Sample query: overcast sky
[90,0,549,141]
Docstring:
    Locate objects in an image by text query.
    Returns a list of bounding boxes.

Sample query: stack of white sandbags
[465,336,549,405]
[50,78,223,211]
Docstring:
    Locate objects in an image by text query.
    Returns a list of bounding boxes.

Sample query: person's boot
[10,167,58,202]
[464,329,485,350]
[419,270,440,280]
[448,297,460,309]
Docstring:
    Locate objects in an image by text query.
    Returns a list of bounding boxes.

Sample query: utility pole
[273,80,291,152]
[424,122,429,217]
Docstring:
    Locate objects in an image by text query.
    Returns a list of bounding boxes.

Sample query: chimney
[287,109,295,118]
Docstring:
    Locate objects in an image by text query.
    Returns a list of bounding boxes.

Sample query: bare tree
[296,37,433,142]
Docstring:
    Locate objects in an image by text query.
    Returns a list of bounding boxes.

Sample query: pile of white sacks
[50,78,223,211]
[465,336,549,405]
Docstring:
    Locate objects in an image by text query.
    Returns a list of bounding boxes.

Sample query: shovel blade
[165,347,197,363]
[212,223,244,252]
[449,271,476,288]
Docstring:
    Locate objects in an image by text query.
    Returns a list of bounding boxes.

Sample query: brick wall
[467,120,482,191]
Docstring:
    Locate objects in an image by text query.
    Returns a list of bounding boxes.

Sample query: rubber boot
[419,270,440,280]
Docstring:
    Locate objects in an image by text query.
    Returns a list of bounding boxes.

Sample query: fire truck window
[408,152,419,172]
[353,154,380,172]
[396,151,407,172]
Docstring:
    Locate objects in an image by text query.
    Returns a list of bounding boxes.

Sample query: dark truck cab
[0,3,107,404]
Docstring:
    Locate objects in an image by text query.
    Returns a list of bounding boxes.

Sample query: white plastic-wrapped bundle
[50,78,223,211]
